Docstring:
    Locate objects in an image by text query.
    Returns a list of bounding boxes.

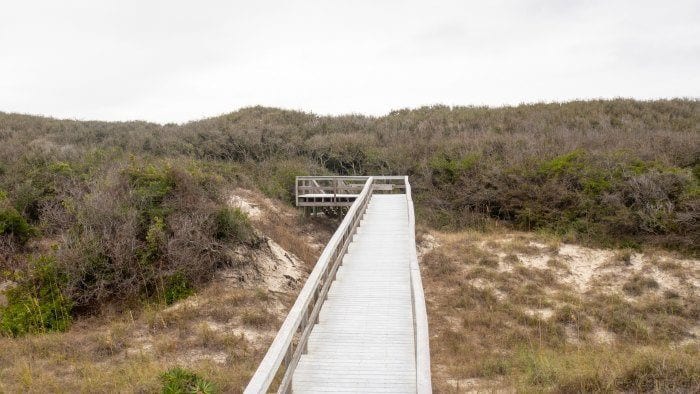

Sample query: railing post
[333,178,338,203]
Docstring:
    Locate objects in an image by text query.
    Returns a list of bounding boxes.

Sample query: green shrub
[163,272,193,305]
[141,216,166,265]
[0,205,35,244]
[537,150,612,195]
[125,163,176,223]
[43,160,260,311]
[214,207,253,243]
[48,161,73,175]
[537,149,586,176]
[0,256,73,336]
[0,189,35,244]
[429,153,480,184]
[70,242,114,305]
[256,160,308,203]
[160,367,217,394]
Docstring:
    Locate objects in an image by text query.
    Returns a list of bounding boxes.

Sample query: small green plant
[160,367,218,394]
[477,356,512,377]
[163,272,193,305]
[0,193,36,244]
[0,206,35,244]
[48,161,73,175]
[213,207,253,243]
[141,216,167,265]
[125,163,176,223]
[0,255,73,336]
[537,150,585,176]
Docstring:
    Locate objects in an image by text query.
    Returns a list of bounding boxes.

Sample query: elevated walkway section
[245,176,431,393]
[293,194,415,392]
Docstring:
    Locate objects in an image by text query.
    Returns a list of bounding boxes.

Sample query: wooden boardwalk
[293,195,416,392]
[245,177,431,393]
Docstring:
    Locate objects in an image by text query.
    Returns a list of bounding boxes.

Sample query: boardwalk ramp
[245,176,431,393]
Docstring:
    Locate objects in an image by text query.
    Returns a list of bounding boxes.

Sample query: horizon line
[1,96,697,126]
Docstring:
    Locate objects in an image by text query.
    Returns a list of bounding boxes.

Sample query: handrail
[245,177,375,394]
[405,176,433,393]
[296,175,406,180]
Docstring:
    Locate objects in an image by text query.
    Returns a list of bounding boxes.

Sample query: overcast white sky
[0,0,698,123]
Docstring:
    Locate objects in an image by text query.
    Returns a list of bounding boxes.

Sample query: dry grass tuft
[622,273,659,296]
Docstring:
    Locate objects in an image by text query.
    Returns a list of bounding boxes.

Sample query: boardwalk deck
[244,176,430,394]
[293,194,415,392]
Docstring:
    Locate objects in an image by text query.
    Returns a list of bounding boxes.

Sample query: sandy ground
[421,230,699,346]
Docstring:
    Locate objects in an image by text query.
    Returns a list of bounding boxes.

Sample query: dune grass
[421,230,700,392]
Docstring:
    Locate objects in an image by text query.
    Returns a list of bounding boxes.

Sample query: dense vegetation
[0,99,698,334]
[0,154,258,335]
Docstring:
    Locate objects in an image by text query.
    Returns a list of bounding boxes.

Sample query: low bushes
[424,231,700,392]
[2,100,698,253]
[56,161,257,311]
[0,99,697,324]
[0,255,73,336]
[424,149,699,252]
[0,159,259,326]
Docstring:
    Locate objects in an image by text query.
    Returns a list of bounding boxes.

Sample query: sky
[0,0,698,124]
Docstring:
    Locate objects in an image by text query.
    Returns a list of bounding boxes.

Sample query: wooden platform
[295,176,406,207]
[297,194,358,207]
[244,176,431,394]
[292,194,416,392]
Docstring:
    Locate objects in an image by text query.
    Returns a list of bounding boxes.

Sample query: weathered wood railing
[295,176,406,206]
[405,176,432,393]
[245,176,431,393]
[245,177,375,393]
